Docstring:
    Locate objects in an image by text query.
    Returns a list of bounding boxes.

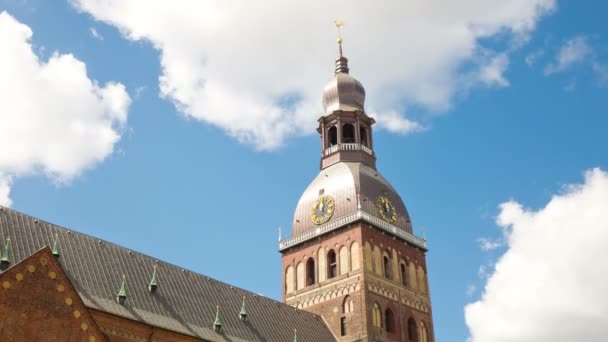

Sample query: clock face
[311,195,335,225]
[377,196,397,223]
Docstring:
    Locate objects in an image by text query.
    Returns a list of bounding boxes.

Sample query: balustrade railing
[322,143,374,157]
[279,210,427,251]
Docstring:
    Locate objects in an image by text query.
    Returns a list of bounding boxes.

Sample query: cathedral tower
[280,34,434,342]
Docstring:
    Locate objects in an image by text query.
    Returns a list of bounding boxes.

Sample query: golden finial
[334,20,345,44]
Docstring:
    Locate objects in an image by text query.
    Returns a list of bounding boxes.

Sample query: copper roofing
[321,57,366,115]
[291,162,412,236]
[0,206,336,342]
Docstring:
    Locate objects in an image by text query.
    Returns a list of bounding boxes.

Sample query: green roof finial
[116,274,127,305]
[1,237,10,264]
[213,305,223,333]
[239,296,248,321]
[52,233,60,258]
[294,328,298,342]
[148,263,158,293]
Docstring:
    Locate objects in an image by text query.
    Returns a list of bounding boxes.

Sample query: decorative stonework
[289,279,362,309]
[367,281,430,313]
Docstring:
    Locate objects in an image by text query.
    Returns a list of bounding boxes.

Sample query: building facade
[0,40,434,342]
[280,45,434,342]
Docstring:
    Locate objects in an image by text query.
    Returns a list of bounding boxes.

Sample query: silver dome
[322,57,366,115]
[291,162,412,236]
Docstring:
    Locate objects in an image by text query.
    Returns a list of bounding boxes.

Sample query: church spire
[334,20,349,74]
[319,22,376,169]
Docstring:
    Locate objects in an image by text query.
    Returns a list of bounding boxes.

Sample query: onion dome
[321,46,366,115]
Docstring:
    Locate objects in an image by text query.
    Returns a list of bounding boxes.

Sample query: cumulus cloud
[71,0,555,149]
[0,174,11,207]
[544,36,592,75]
[372,110,424,134]
[0,11,131,206]
[465,168,608,342]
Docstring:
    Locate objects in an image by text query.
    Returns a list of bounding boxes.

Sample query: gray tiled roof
[0,206,336,342]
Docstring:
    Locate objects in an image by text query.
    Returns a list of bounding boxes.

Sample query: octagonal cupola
[318,37,376,170]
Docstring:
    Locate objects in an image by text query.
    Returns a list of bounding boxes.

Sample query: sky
[1,1,607,341]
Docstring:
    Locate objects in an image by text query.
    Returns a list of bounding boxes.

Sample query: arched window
[317,247,327,283]
[360,126,368,147]
[401,262,409,287]
[383,255,392,279]
[306,258,315,286]
[385,309,395,333]
[350,241,360,271]
[417,265,427,294]
[296,262,305,290]
[419,321,429,342]
[339,246,349,275]
[327,250,337,279]
[328,126,338,146]
[407,318,417,341]
[285,266,294,294]
[372,303,382,328]
[342,296,354,314]
[343,123,355,143]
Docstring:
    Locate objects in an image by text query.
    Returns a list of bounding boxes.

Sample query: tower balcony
[321,143,376,169]
[322,142,374,157]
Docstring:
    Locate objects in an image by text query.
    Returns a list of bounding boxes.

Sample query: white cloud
[0,11,131,206]
[525,49,544,66]
[477,237,502,251]
[478,53,511,87]
[89,27,103,40]
[592,62,608,87]
[372,110,424,134]
[544,36,592,75]
[466,285,477,297]
[465,168,608,342]
[0,174,11,207]
[71,0,555,149]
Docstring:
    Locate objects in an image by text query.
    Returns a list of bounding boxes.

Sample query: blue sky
[1,1,608,341]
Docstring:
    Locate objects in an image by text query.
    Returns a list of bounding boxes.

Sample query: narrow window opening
[328,126,338,146]
[343,123,355,143]
[383,255,392,279]
[340,317,347,336]
[328,250,337,279]
[401,262,409,287]
[385,309,395,333]
[407,318,417,341]
[306,258,315,286]
[360,126,368,147]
